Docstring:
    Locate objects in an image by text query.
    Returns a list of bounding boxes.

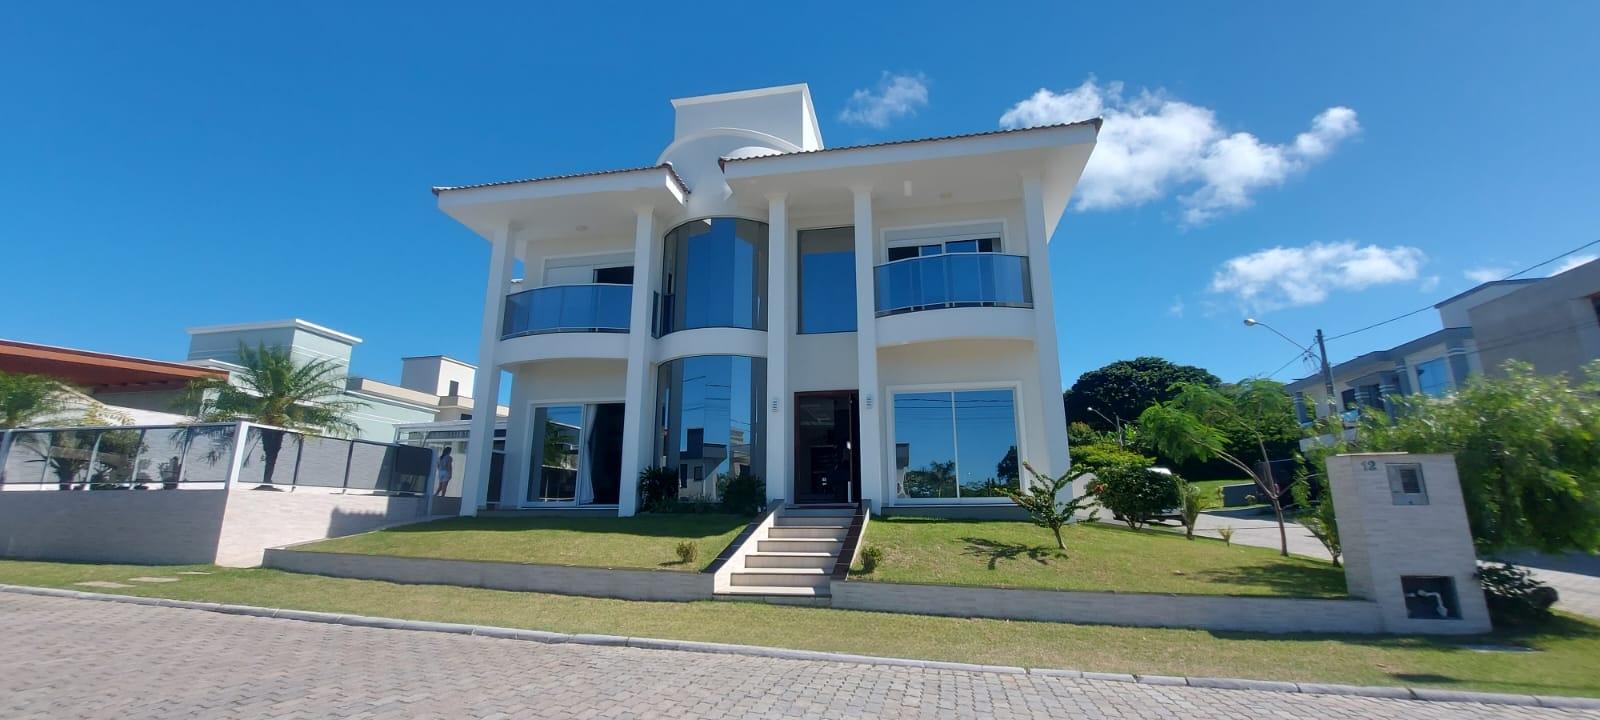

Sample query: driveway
[1164,508,1600,621]
[2,593,1588,719]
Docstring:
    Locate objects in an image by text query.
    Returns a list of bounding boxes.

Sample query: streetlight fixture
[1244,318,1339,418]
[1086,406,1125,448]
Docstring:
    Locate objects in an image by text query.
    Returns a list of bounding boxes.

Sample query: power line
[1324,238,1600,342]
[1264,348,1316,379]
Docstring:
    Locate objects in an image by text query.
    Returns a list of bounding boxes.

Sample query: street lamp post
[1245,318,1339,418]
[1086,406,1125,448]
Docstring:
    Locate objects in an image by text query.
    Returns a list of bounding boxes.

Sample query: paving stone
[1,592,1595,720]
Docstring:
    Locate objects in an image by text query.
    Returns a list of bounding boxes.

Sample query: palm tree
[0,370,73,429]
[183,343,363,488]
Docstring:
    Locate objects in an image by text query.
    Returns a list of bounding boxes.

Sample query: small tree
[182,343,362,488]
[1176,477,1207,540]
[997,461,1099,551]
[0,371,73,429]
[1140,379,1298,556]
[1290,479,1340,565]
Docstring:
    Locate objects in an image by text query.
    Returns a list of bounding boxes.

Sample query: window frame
[796,225,858,335]
[884,381,1026,505]
[880,219,1009,264]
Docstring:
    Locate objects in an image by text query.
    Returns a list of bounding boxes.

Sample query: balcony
[502,284,632,339]
[874,253,1032,317]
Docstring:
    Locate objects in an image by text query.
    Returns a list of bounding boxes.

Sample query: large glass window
[893,388,1020,501]
[1415,357,1452,397]
[798,227,856,333]
[656,355,767,501]
[657,218,768,335]
[525,403,624,504]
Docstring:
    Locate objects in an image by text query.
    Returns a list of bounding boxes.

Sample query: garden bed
[295,514,749,572]
[850,517,1346,597]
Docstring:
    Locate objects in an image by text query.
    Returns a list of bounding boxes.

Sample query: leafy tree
[997,461,1099,551]
[1355,361,1600,554]
[0,371,73,429]
[1291,479,1340,565]
[1140,379,1299,556]
[183,343,362,488]
[1076,442,1177,530]
[1063,357,1220,432]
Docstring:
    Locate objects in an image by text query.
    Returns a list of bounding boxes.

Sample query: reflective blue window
[893,388,1019,500]
[798,227,856,333]
[657,218,767,335]
[655,355,767,501]
[1415,357,1452,397]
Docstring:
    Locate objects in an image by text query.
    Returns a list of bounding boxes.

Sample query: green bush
[717,472,765,516]
[1479,563,1558,627]
[1076,442,1177,530]
[860,546,884,573]
[638,466,679,512]
[674,540,698,566]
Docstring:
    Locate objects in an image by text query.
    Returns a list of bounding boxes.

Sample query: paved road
[3,594,1594,719]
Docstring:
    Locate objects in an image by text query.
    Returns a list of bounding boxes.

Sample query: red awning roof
[0,339,229,392]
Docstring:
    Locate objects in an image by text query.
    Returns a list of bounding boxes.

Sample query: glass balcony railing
[873,253,1033,317]
[502,284,632,338]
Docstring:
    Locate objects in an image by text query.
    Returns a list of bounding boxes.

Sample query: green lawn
[1187,479,1257,509]
[3,559,1597,698]
[852,517,1346,597]
[298,514,750,571]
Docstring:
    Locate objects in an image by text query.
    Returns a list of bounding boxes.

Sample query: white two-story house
[435,84,1098,517]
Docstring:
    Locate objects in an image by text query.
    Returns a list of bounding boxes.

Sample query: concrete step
[756,538,844,554]
[782,506,856,518]
[766,526,848,539]
[730,568,830,588]
[773,514,852,527]
[714,586,832,605]
[743,551,835,570]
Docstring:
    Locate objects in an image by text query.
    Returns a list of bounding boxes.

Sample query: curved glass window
[655,355,767,501]
[656,218,768,335]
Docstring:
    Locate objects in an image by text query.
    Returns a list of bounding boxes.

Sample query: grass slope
[3,560,1596,698]
[299,514,749,571]
[853,517,1346,597]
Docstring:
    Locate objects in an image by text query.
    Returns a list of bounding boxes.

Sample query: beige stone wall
[264,549,713,601]
[0,489,229,565]
[215,490,431,567]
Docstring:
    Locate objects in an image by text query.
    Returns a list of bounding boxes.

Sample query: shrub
[638,466,679,512]
[1479,563,1559,627]
[1079,446,1181,530]
[1176,477,1205,540]
[859,546,884,573]
[1291,478,1340,566]
[1217,526,1234,546]
[717,471,765,516]
[998,461,1099,551]
[674,540,698,566]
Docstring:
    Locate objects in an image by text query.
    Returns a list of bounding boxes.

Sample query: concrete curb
[3,583,1596,711]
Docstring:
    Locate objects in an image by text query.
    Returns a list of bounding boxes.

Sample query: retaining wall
[831,579,1385,634]
[263,549,714,601]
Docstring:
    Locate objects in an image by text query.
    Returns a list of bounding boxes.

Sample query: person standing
[435,447,454,496]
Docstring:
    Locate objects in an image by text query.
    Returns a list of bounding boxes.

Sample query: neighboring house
[435,83,1099,517]
[0,339,229,425]
[1288,257,1600,422]
[186,320,507,441]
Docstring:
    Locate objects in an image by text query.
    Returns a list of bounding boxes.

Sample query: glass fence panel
[88,427,143,489]
[237,427,301,487]
[2,431,53,485]
[180,425,237,485]
[294,434,350,488]
[137,427,190,489]
[503,285,632,337]
[874,254,1032,316]
[392,445,432,494]
[346,441,393,492]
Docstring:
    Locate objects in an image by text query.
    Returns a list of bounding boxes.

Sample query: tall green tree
[183,343,363,487]
[0,371,73,429]
[1355,361,1600,554]
[1139,379,1299,556]
[1063,357,1221,432]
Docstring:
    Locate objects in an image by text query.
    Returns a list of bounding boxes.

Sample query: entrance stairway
[718,505,857,603]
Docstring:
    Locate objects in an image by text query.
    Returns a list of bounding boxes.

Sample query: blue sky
[3,2,1597,391]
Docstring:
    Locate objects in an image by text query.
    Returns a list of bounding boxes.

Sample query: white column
[461,223,518,516]
[1022,172,1071,484]
[764,193,790,507]
[851,186,885,512]
[617,207,657,516]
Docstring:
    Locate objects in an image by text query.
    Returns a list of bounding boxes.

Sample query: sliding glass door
[892,388,1021,501]
[526,403,625,505]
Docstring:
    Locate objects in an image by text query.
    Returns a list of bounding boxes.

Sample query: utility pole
[1315,329,1339,418]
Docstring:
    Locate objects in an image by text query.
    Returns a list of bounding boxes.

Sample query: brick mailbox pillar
[1327,452,1492,634]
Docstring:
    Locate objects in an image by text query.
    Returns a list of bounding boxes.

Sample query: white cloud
[998,79,1359,225]
[1550,254,1597,275]
[1209,241,1425,311]
[1464,266,1511,284]
[839,72,928,128]
[1167,296,1186,318]
[1419,275,1441,293]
